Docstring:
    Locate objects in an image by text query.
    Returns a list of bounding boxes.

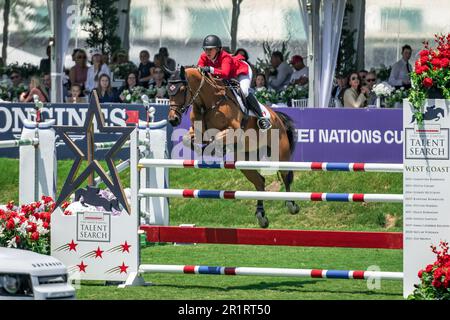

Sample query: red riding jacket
[197,50,249,80]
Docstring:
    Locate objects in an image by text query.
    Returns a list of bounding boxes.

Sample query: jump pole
[138,159,404,173]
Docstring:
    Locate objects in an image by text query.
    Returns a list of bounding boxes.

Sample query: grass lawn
[0,158,404,299]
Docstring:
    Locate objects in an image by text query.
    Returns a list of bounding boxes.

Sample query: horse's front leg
[201,128,237,158]
[241,169,269,228]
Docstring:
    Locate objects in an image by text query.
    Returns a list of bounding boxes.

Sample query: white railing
[291,98,308,108]
[155,98,170,105]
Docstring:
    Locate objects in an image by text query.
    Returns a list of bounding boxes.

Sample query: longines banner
[403,100,450,298]
[0,103,403,162]
[0,103,172,159]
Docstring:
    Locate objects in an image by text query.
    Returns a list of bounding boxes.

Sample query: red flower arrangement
[408,33,450,123]
[409,241,450,300]
[0,196,56,255]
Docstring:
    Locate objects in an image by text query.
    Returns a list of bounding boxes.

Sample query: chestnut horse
[167,66,298,228]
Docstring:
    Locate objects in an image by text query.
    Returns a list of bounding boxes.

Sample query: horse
[166,66,298,228]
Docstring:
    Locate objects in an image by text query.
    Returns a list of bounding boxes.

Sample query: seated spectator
[358,69,368,86]
[95,74,119,103]
[43,73,51,99]
[149,66,168,98]
[19,76,49,103]
[331,73,348,107]
[158,47,176,70]
[8,71,26,101]
[267,51,292,92]
[365,71,378,106]
[39,45,51,74]
[289,55,308,86]
[388,44,412,89]
[66,84,86,103]
[254,73,267,91]
[85,49,111,93]
[343,72,368,108]
[138,50,155,88]
[119,71,139,102]
[69,49,88,91]
[234,48,256,86]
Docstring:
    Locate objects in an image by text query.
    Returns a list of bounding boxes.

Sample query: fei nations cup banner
[403,99,450,297]
[1,103,403,163]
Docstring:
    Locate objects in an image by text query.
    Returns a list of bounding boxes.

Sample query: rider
[197,35,272,131]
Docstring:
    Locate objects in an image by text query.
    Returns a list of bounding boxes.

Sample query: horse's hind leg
[241,169,269,228]
[280,170,300,214]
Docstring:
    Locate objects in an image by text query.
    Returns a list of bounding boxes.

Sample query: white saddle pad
[231,87,270,120]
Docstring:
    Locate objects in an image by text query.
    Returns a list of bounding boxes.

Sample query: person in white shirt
[388,44,412,89]
[85,49,111,93]
[267,51,292,92]
[289,55,308,86]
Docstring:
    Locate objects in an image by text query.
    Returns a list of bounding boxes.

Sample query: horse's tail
[275,111,296,157]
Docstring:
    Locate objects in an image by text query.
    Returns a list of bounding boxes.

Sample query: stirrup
[257,118,272,131]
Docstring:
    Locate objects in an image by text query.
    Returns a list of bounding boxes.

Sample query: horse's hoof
[285,201,300,214]
[256,210,269,228]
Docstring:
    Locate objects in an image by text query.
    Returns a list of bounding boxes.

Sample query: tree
[82,0,122,56]
[230,0,243,53]
[335,3,357,77]
[2,0,10,64]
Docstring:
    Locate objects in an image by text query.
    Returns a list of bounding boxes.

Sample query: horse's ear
[180,66,185,80]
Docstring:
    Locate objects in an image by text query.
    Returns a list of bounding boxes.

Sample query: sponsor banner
[403,100,450,297]
[1,103,403,162]
[0,103,171,159]
[177,106,403,163]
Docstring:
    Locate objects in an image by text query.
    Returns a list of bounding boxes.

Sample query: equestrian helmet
[202,35,222,49]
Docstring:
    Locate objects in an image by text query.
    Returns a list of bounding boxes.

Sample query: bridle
[168,68,206,117]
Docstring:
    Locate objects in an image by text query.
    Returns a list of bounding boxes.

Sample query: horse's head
[167,66,190,127]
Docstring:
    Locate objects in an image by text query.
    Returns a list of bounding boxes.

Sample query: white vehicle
[0,248,76,300]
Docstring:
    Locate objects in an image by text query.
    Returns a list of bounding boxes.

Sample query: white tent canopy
[47,0,360,105]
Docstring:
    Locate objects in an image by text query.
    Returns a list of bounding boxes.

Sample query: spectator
[69,49,88,91]
[149,66,168,98]
[95,74,119,103]
[358,69,368,86]
[19,76,49,103]
[267,51,292,92]
[388,44,412,89]
[39,45,51,74]
[138,50,155,88]
[289,55,308,86]
[343,72,368,108]
[331,73,348,107]
[234,48,256,86]
[71,48,81,62]
[153,53,163,68]
[66,84,86,103]
[115,49,129,64]
[9,70,23,88]
[42,73,51,99]
[85,49,111,93]
[254,73,267,91]
[158,47,176,70]
[365,71,378,106]
[9,70,26,101]
[119,71,139,102]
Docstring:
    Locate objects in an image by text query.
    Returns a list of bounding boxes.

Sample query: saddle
[207,76,250,128]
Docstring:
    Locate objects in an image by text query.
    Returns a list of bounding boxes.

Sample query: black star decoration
[53,90,134,214]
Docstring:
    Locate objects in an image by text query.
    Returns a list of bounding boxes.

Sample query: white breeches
[237,61,252,97]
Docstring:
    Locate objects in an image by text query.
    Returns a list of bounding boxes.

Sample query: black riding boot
[246,93,272,131]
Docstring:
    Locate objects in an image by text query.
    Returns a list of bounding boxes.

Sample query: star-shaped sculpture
[53,90,134,214]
